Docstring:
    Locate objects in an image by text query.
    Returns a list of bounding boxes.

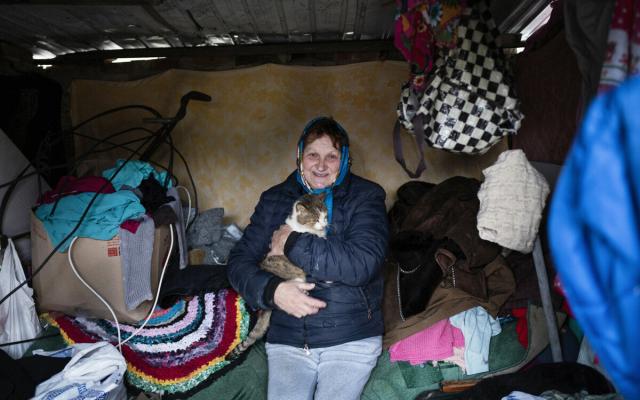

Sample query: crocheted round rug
[43,288,251,396]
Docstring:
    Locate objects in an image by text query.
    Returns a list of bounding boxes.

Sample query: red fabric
[512,307,529,349]
[38,176,115,204]
[120,219,141,234]
[553,275,575,317]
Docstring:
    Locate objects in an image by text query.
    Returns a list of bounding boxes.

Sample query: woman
[227,117,389,400]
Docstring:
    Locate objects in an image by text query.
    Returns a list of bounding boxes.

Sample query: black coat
[227,172,388,348]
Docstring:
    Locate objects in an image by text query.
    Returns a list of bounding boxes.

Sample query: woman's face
[301,135,341,189]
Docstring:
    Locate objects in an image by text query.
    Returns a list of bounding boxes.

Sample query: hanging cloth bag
[394,1,524,177]
[0,238,42,358]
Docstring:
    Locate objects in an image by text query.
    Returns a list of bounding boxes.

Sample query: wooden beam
[1,0,157,4]
[495,33,524,48]
[44,39,395,64]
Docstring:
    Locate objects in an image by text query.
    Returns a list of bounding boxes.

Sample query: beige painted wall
[71,61,506,227]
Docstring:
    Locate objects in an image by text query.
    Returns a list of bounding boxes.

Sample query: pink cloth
[120,219,142,234]
[389,318,465,365]
[442,346,466,371]
[38,175,115,204]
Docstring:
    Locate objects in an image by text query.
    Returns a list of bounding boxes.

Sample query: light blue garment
[548,76,640,400]
[101,159,172,190]
[265,336,381,400]
[501,392,544,400]
[449,306,501,375]
[35,191,145,252]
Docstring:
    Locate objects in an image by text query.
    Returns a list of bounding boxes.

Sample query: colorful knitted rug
[43,289,251,396]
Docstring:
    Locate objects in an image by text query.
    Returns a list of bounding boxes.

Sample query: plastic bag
[33,341,127,400]
[0,238,42,358]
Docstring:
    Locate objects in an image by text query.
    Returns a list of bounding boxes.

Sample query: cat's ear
[316,193,326,202]
[296,202,306,213]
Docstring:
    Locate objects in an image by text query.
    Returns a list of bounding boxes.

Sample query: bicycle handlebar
[140,91,211,162]
[181,91,212,104]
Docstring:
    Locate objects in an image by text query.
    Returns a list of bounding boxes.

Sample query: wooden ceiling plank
[359,0,394,39]
[108,36,145,50]
[0,0,397,56]
[280,0,311,36]
[339,0,349,35]
[238,0,259,35]
[275,0,289,36]
[354,0,367,39]
[314,0,345,32]
[245,0,285,34]
[48,39,394,64]
[308,0,318,34]
[147,0,194,35]
[59,6,118,51]
[0,29,39,53]
[141,3,179,35]
[0,5,95,51]
[1,0,152,5]
[213,0,260,34]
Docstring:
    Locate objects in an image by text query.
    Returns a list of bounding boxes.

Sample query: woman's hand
[267,224,293,256]
[274,280,326,318]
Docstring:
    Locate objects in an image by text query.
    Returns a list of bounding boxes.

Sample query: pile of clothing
[384,150,551,375]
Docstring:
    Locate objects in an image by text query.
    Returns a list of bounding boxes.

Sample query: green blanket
[28,320,525,400]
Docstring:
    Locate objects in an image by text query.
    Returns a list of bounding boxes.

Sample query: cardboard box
[31,212,171,323]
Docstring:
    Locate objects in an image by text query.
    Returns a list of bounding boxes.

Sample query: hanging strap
[393,116,427,178]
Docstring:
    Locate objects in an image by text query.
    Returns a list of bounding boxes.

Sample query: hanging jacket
[548,76,640,400]
[227,171,388,348]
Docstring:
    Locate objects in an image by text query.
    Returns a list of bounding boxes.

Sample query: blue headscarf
[295,117,350,226]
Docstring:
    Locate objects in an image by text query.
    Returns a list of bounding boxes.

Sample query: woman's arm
[228,192,327,315]
[285,183,389,286]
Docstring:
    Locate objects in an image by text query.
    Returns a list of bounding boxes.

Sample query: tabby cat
[228,193,327,358]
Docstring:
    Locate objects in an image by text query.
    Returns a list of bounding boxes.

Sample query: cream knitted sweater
[477,150,550,253]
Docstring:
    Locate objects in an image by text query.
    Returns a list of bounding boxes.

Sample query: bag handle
[393,116,427,178]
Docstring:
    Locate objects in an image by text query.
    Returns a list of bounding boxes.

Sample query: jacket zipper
[359,287,372,320]
[303,316,311,355]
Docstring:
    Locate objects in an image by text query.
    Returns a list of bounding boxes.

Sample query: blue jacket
[548,76,640,400]
[227,171,389,348]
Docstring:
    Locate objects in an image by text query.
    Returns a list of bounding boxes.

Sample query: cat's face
[288,194,328,237]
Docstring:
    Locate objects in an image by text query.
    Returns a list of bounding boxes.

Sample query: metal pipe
[533,236,563,362]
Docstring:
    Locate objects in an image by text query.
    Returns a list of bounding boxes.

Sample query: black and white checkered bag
[394,2,524,177]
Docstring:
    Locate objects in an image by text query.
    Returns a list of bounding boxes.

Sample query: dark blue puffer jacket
[227,171,388,348]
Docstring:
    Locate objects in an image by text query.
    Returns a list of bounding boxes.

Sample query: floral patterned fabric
[394,0,467,94]
[599,0,640,92]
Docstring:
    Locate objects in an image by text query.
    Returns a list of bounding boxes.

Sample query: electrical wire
[0,92,203,309]
[176,185,193,226]
[67,224,175,352]
[0,133,155,306]
[168,144,199,230]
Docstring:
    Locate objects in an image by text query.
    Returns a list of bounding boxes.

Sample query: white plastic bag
[33,341,127,400]
[0,238,42,358]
